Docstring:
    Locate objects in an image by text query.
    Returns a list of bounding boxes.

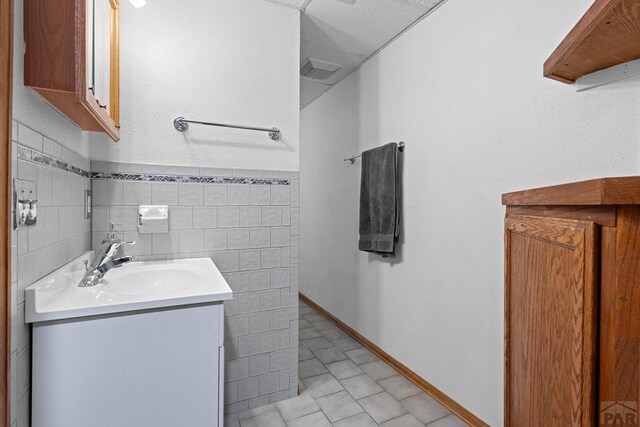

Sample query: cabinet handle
[96,99,107,109]
[88,86,95,94]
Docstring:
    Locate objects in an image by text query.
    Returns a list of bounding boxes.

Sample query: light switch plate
[84,190,92,219]
[14,179,37,229]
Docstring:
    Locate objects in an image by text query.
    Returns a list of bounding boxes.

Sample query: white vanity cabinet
[25,254,232,427]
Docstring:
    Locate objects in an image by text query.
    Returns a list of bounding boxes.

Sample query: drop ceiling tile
[302,0,428,58]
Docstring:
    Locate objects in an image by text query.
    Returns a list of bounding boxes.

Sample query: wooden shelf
[544,0,640,83]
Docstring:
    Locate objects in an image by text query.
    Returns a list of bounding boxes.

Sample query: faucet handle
[104,240,136,257]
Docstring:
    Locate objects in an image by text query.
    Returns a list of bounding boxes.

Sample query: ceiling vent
[300,58,342,81]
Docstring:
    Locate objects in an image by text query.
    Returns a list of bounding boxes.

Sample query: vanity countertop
[25,252,233,323]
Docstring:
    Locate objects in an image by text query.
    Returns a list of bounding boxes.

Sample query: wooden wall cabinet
[503,177,640,426]
[24,0,120,141]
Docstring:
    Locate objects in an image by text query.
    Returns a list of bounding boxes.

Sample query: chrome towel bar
[173,117,281,140]
[344,141,405,164]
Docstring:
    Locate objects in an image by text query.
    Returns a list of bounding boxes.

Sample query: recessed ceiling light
[129,0,147,8]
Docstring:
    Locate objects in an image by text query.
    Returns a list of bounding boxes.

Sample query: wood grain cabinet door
[505,215,597,427]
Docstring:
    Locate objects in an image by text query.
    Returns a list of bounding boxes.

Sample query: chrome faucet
[79,240,136,287]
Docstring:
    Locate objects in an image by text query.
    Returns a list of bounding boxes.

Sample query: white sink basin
[25,252,233,323]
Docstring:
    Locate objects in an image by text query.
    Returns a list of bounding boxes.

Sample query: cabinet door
[505,215,597,426]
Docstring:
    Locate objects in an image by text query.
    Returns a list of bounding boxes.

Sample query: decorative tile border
[17,144,291,185]
[16,144,91,178]
[90,172,290,185]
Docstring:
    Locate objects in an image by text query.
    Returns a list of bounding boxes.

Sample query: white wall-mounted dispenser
[138,205,169,233]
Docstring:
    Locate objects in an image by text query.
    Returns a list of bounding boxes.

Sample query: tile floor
[225,300,468,427]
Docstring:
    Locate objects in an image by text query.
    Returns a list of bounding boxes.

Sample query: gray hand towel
[358,142,400,255]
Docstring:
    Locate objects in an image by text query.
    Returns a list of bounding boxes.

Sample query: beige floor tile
[341,374,384,400]
[360,360,398,381]
[286,411,332,427]
[378,375,422,401]
[302,373,345,398]
[332,412,378,427]
[381,413,425,427]
[345,347,378,365]
[326,359,364,380]
[315,390,364,422]
[313,346,348,364]
[426,414,468,426]
[401,393,450,424]
[276,392,320,421]
[358,392,408,424]
[299,358,329,378]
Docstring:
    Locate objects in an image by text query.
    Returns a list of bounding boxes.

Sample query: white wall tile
[269,349,289,371]
[179,183,204,205]
[170,206,193,230]
[193,207,217,228]
[151,183,179,205]
[239,294,261,315]
[270,186,291,206]
[201,167,233,177]
[228,185,250,205]
[249,312,270,334]
[164,165,199,176]
[217,251,239,272]
[179,229,204,253]
[93,180,123,205]
[250,228,270,248]
[282,208,291,226]
[271,268,290,289]
[250,185,271,205]
[123,182,152,205]
[204,184,228,205]
[260,248,281,268]
[218,206,240,228]
[291,180,299,208]
[238,249,260,271]
[270,228,290,247]
[249,354,269,377]
[152,231,179,254]
[260,290,281,312]
[36,166,52,207]
[229,228,251,250]
[91,160,124,173]
[240,206,261,227]
[124,163,164,174]
[17,124,43,150]
[250,270,270,291]
[261,207,281,226]
[204,229,228,251]
[225,272,250,293]
[291,208,299,236]
[234,169,263,178]
[17,159,36,182]
[42,138,61,159]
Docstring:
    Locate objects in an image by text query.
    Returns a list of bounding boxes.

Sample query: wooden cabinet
[503,177,640,427]
[24,0,120,141]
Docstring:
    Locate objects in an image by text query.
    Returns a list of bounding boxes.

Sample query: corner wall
[299,0,640,424]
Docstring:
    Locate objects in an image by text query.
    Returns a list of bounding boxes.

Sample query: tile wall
[9,120,92,427]
[90,161,300,413]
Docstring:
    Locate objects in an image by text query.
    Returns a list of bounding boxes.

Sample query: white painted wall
[90,0,300,172]
[12,0,90,157]
[299,0,640,424]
